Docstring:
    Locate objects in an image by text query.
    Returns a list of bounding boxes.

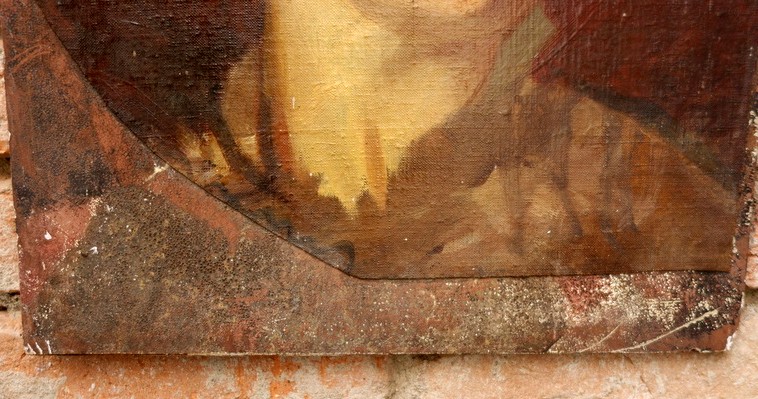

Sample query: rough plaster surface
[0,39,8,157]
[0,177,18,293]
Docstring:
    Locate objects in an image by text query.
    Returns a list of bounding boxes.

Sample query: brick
[0,176,18,293]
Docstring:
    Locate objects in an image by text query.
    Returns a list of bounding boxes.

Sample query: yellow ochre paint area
[367,0,491,16]
[266,0,491,213]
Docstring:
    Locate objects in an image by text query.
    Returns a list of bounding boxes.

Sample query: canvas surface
[28,0,757,278]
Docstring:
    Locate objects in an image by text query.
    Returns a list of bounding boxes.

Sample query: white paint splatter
[146,163,170,181]
[725,333,736,351]
[43,231,52,241]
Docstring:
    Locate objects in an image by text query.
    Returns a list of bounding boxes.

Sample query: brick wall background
[2,39,758,399]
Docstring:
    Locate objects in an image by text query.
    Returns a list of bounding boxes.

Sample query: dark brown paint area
[31,0,758,278]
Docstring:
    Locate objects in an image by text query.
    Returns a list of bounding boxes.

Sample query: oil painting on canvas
[216,0,741,277]
[33,0,752,278]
